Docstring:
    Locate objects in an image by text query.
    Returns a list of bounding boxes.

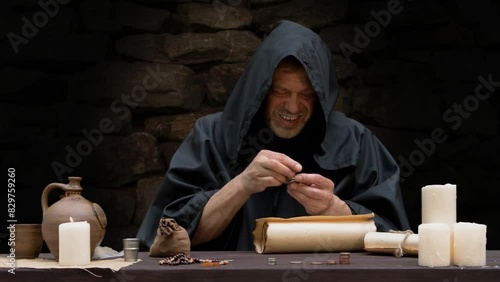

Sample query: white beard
[268,118,305,139]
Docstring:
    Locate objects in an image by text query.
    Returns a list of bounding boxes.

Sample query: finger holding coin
[286,177,298,184]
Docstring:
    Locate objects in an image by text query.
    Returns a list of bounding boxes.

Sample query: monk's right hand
[237,150,302,195]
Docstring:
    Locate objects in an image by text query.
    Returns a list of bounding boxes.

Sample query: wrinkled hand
[287,173,336,215]
[238,150,302,195]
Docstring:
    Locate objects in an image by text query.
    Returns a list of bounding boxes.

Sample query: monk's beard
[267,111,308,139]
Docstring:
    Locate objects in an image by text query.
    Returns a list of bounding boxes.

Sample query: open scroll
[253,213,376,254]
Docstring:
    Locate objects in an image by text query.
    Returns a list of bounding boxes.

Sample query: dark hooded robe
[137,20,410,251]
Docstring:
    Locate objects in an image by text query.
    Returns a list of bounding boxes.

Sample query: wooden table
[2,251,500,282]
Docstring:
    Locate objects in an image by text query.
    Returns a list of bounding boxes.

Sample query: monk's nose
[285,93,300,113]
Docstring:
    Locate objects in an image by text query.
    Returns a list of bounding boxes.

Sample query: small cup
[123,238,139,262]
[14,224,43,259]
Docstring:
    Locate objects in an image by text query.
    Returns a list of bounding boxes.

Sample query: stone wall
[1,0,499,251]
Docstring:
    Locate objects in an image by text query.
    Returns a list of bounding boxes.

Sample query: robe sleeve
[344,129,411,232]
[137,114,229,248]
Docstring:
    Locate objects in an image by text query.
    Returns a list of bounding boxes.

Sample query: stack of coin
[267,257,277,265]
[339,252,351,264]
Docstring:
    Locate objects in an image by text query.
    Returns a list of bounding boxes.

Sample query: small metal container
[123,238,139,262]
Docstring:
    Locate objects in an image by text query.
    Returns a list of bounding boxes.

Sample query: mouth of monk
[278,113,301,127]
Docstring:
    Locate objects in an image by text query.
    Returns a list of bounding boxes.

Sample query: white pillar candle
[421,184,456,224]
[452,222,487,266]
[418,223,451,267]
[58,219,91,266]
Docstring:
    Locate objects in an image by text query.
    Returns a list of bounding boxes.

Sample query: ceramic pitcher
[41,177,107,259]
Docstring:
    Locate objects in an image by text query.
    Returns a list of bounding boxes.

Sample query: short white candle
[58,218,90,266]
[418,223,451,267]
[421,184,456,224]
[453,222,487,266]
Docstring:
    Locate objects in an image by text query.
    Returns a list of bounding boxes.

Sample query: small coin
[310,261,324,265]
[326,260,337,265]
[289,261,303,264]
[267,257,277,265]
[201,262,221,267]
[287,178,297,184]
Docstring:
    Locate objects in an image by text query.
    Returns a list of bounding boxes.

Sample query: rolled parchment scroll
[253,213,376,254]
[364,231,418,257]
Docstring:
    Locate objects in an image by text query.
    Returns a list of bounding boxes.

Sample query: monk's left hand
[287,173,351,216]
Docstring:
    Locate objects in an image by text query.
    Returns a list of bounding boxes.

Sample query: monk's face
[265,64,316,139]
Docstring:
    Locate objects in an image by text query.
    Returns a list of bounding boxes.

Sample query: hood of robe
[221,20,345,164]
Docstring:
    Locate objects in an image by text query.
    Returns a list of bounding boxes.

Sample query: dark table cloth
[2,251,500,282]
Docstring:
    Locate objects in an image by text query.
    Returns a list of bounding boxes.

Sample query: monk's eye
[300,92,315,100]
[270,88,289,97]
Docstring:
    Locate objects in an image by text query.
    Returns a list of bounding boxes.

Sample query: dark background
[1,0,499,253]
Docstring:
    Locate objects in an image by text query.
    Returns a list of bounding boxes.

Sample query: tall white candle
[418,223,451,267]
[421,184,456,224]
[452,222,487,266]
[58,218,90,266]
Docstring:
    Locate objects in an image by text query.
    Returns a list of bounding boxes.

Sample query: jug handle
[42,183,66,213]
[42,177,83,214]
[41,183,69,214]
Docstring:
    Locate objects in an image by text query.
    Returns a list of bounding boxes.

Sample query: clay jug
[41,176,107,260]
